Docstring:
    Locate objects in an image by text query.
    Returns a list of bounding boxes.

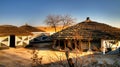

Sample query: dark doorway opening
[10,35,15,47]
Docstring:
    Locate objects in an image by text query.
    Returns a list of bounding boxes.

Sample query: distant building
[0,25,32,48]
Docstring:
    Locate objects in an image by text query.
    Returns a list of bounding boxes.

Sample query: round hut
[19,24,45,32]
[52,17,120,51]
[19,24,46,38]
[0,25,32,48]
[19,24,51,43]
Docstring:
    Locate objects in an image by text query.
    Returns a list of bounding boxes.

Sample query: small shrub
[31,49,43,67]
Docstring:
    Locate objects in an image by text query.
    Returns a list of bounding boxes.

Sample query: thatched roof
[52,17,120,40]
[0,25,32,36]
[19,24,45,32]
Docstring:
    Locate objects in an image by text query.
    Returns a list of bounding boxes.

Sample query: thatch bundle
[0,25,32,36]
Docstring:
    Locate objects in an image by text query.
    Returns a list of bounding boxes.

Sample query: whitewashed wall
[15,36,30,47]
[0,36,10,47]
[101,39,120,53]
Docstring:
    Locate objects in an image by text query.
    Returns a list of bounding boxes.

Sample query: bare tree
[45,14,61,33]
[45,14,75,33]
[60,15,75,30]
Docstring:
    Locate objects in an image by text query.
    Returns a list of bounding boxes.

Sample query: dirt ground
[0,44,120,67]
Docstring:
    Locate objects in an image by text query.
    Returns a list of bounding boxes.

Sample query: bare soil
[0,45,120,67]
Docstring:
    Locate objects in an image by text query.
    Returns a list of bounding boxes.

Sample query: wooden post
[78,39,82,51]
[52,40,56,48]
[64,40,66,50]
[67,39,72,50]
[88,39,91,51]
[58,40,60,48]
[119,47,120,53]
[74,39,77,49]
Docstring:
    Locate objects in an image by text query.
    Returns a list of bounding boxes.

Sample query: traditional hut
[19,24,46,38]
[19,24,50,42]
[0,25,32,48]
[52,17,120,51]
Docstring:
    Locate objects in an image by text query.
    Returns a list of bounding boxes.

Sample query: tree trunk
[54,27,57,33]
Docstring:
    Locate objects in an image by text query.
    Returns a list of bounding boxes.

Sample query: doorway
[10,35,15,47]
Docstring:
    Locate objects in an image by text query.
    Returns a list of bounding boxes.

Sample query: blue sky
[0,0,120,27]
